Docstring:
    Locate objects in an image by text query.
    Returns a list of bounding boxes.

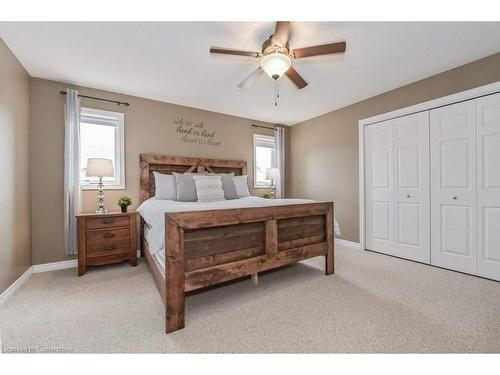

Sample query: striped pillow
[193,175,225,203]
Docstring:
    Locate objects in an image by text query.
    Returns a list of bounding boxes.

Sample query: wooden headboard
[139,154,247,203]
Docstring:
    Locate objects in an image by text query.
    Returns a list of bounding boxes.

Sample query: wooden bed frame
[139,154,334,333]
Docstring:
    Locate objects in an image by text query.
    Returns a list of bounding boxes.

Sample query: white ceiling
[1,22,500,125]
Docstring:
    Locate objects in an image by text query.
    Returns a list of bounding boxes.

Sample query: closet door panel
[430,101,477,274]
[365,120,394,255]
[393,112,430,263]
[477,92,500,281]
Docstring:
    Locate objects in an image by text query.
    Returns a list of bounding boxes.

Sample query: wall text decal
[172,117,222,147]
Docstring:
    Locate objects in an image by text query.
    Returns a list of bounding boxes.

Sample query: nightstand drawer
[86,216,130,230]
[86,239,130,258]
[85,228,130,243]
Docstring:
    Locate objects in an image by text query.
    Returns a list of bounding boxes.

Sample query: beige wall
[288,52,500,243]
[0,39,31,293]
[30,78,274,264]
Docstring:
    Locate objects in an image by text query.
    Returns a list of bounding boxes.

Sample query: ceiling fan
[209,21,346,91]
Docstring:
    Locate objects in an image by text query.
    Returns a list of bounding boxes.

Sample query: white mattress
[138,196,340,270]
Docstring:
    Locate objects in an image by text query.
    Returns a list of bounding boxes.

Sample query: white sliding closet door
[430,101,477,274]
[365,120,394,255]
[476,92,500,281]
[393,112,430,263]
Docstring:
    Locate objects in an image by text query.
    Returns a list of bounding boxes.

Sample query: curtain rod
[59,91,130,107]
[252,124,286,130]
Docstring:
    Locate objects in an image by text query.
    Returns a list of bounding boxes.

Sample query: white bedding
[138,196,340,268]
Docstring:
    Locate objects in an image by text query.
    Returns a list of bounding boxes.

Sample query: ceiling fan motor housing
[262,37,290,56]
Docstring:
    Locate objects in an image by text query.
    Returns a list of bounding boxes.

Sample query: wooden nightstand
[76,212,138,276]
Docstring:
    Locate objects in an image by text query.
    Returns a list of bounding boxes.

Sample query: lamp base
[270,181,276,199]
[95,176,107,214]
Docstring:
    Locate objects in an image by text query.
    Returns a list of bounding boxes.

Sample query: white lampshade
[266,167,280,180]
[86,158,114,177]
[260,52,291,79]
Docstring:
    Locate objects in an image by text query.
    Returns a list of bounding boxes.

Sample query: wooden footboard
[164,202,334,333]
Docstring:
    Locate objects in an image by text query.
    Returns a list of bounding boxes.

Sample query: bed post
[265,219,278,256]
[165,216,185,333]
[325,202,335,275]
[139,157,152,258]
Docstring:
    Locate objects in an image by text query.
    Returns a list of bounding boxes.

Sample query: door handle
[453,196,458,200]
[103,233,115,238]
[406,195,411,198]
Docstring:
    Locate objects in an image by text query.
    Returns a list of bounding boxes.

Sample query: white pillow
[233,175,251,197]
[193,175,225,203]
[153,172,177,200]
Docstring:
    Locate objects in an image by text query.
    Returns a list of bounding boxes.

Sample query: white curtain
[64,89,82,255]
[274,126,285,198]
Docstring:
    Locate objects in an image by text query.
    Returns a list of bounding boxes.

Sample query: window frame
[253,133,276,189]
[80,107,125,190]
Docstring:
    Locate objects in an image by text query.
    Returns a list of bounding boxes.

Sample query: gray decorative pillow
[233,175,251,197]
[210,173,239,200]
[173,173,198,202]
[153,172,177,200]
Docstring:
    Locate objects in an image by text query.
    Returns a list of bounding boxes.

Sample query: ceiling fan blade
[238,67,264,89]
[272,21,291,46]
[210,47,260,58]
[292,42,346,59]
[286,66,308,89]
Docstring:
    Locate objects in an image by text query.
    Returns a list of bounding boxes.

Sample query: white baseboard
[1,259,78,306]
[335,238,361,250]
[0,267,33,306]
[32,252,142,273]
[1,252,143,306]
[32,259,77,273]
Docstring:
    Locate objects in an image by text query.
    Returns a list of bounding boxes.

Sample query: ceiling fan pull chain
[274,79,278,106]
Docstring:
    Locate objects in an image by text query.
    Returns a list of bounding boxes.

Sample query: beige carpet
[1,245,499,353]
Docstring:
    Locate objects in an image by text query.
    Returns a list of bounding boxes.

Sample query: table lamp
[266,167,280,199]
[86,158,114,213]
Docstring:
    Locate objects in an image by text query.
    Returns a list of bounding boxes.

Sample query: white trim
[0,267,33,306]
[358,80,500,253]
[1,260,77,306]
[335,238,361,250]
[81,183,125,191]
[32,259,77,273]
[359,81,500,127]
[32,252,142,272]
[0,254,144,306]
[358,120,366,252]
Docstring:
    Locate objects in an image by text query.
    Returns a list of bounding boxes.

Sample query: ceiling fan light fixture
[260,52,291,80]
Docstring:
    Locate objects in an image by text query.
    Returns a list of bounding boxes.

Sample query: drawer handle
[102,245,117,251]
[103,219,114,224]
[103,233,115,238]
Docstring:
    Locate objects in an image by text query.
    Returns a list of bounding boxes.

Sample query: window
[253,133,276,188]
[80,107,125,189]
